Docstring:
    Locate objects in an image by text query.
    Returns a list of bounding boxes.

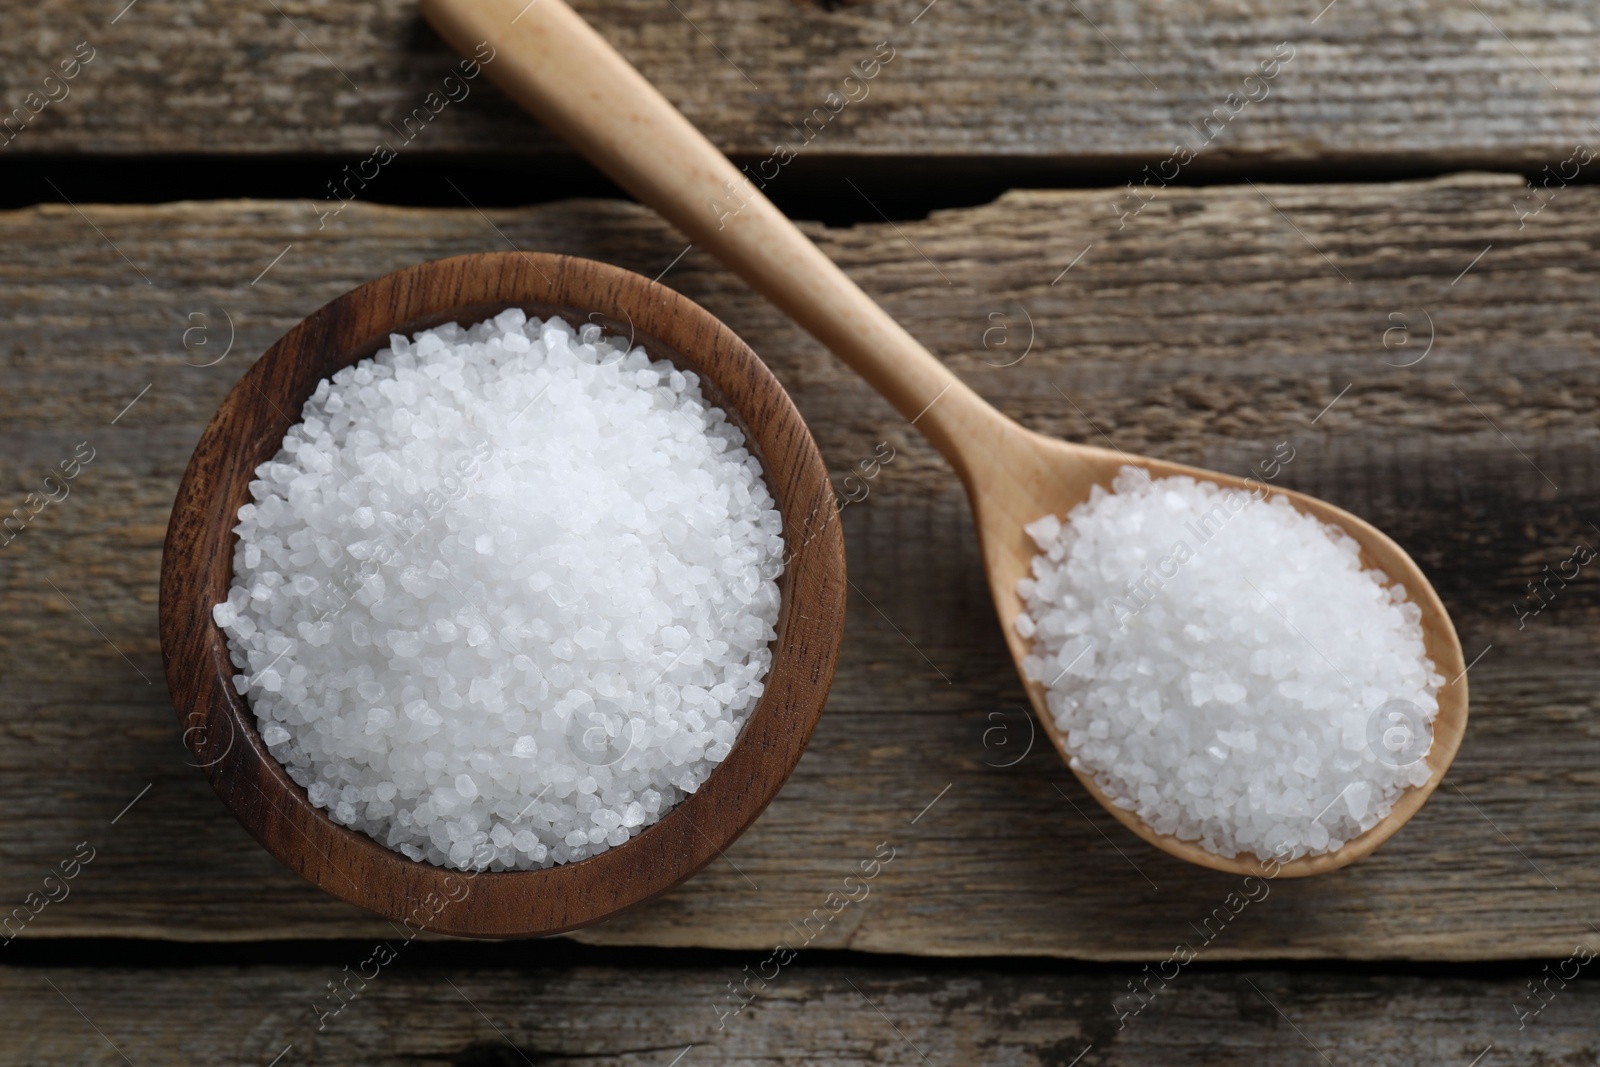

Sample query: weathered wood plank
[2,175,1598,957]
[6,960,1596,1065]
[2,0,1598,168]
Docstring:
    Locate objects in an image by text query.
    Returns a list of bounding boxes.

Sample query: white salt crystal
[1016,467,1441,861]
[214,311,784,872]
[1345,780,1372,822]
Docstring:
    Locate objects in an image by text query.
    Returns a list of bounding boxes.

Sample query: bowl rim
[160,251,846,938]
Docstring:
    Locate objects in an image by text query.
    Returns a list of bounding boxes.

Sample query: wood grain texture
[2,0,1598,168]
[158,251,846,937]
[6,961,1597,1065]
[2,174,1598,958]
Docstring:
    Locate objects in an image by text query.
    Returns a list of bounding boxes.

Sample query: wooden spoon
[423,0,1469,876]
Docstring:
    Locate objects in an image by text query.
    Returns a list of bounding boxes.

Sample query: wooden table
[3,1,1598,1062]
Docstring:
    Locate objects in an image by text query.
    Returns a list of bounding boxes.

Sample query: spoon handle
[422,0,1006,474]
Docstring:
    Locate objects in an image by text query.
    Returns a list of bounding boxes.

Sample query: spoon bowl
[962,416,1468,877]
[423,0,1469,876]
[160,251,846,936]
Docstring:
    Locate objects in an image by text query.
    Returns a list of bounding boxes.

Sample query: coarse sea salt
[1016,467,1442,861]
[215,309,784,871]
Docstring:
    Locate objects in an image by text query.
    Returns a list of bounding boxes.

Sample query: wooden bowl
[160,252,846,938]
